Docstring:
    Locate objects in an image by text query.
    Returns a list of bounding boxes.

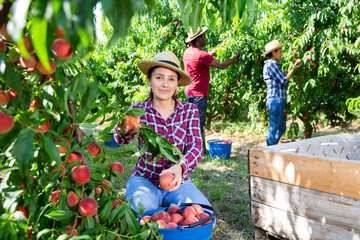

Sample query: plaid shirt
[114,98,203,187]
[263,59,288,99]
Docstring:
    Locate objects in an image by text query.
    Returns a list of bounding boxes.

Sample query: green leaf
[126,108,145,117]
[109,204,126,225]
[190,1,204,32]
[13,129,35,173]
[30,17,50,71]
[41,135,61,167]
[5,62,22,99]
[69,72,88,101]
[45,210,74,220]
[100,200,113,222]
[83,216,95,230]
[124,208,140,234]
[238,0,246,18]
[245,0,255,28]
[36,229,52,239]
[7,0,31,43]
[90,172,106,182]
[78,82,99,122]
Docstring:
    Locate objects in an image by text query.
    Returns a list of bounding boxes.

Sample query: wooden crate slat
[250,201,360,240]
[249,149,360,199]
[250,176,360,233]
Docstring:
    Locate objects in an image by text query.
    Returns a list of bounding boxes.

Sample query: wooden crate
[248,134,360,240]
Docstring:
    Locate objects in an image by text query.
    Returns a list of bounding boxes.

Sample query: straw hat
[137,51,192,86]
[262,40,285,56]
[185,27,208,43]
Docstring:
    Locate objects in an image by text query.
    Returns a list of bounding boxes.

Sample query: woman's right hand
[118,114,140,135]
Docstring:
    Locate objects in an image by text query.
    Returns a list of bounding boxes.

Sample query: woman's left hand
[159,164,183,192]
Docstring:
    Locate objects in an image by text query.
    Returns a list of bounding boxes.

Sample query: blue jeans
[266,97,286,146]
[125,175,211,213]
[185,95,208,132]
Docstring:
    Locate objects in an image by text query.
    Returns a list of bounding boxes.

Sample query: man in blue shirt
[263,40,302,146]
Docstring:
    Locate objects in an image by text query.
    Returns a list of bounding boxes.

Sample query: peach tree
[0,0,196,239]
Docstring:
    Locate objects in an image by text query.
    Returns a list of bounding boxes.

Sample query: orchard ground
[95,118,360,240]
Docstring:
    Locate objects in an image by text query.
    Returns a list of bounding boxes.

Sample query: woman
[114,51,211,213]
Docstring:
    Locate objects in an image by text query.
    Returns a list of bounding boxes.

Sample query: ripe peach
[0,90,9,105]
[55,138,70,153]
[17,204,29,218]
[95,186,102,195]
[182,216,198,226]
[156,220,167,229]
[50,162,66,176]
[55,25,66,38]
[166,222,178,229]
[306,56,312,61]
[36,119,50,133]
[123,114,140,130]
[71,165,90,184]
[139,215,151,225]
[0,24,12,41]
[110,162,124,174]
[68,152,83,164]
[66,191,79,207]
[37,58,56,75]
[101,180,112,194]
[87,141,100,157]
[78,197,98,217]
[182,206,197,219]
[51,38,73,59]
[63,125,72,135]
[19,53,38,68]
[42,75,56,83]
[8,89,18,101]
[196,212,211,225]
[154,211,170,224]
[65,225,78,236]
[112,199,124,210]
[15,36,32,53]
[50,190,61,204]
[166,205,182,215]
[0,112,14,134]
[170,213,183,225]
[0,40,6,51]
[29,100,41,112]
[295,59,302,66]
[192,204,204,215]
[159,172,175,190]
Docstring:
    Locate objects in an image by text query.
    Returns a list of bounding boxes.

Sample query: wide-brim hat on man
[262,40,285,56]
[137,51,192,86]
[185,27,208,43]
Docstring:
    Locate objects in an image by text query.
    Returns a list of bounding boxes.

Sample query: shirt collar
[143,98,185,112]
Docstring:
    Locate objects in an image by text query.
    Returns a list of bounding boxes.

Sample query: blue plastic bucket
[138,203,215,240]
[104,133,120,148]
[208,140,232,160]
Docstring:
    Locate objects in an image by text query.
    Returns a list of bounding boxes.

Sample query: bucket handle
[207,139,221,143]
[179,203,215,229]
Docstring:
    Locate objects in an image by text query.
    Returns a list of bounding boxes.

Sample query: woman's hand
[118,114,140,135]
[159,164,183,192]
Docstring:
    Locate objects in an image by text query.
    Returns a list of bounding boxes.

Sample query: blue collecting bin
[208,140,232,160]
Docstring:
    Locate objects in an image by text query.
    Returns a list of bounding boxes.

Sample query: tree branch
[0,0,12,27]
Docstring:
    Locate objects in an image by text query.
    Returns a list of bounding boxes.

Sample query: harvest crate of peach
[248,134,360,240]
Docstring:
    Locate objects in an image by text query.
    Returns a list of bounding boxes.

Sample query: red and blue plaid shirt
[114,98,203,187]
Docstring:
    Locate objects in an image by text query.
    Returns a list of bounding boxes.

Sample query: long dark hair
[147,66,179,99]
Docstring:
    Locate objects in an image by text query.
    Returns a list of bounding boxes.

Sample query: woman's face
[148,67,179,101]
[272,48,283,61]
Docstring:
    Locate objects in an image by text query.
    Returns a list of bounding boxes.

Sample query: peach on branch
[19,53,38,68]
[68,152,83,164]
[0,90,9,105]
[66,191,79,207]
[87,141,100,157]
[112,199,124,210]
[0,40,6,51]
[0,112,14,134]
[55,25,66,38]
[50,190,61,204]
[109,162,124,175]
[71,165,90,184]
[55,138,70,153]
[29,100,41,112]
[0,24,12,41]
[95,186,102,195]
[8,89,18,101]
[65,226,78,236]
[159,172,175,190]
[139,215,151,225]
[78,197,98,217]
[36,119,50,133]
[51,38,73,59]
[37,58,56,75]
[17,204,29,218]
[295,59,302,66]
[50,162,66,176]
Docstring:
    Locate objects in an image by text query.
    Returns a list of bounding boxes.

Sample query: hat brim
[185,27,208,43]
[262,44,286,56]
[137,60,192,86]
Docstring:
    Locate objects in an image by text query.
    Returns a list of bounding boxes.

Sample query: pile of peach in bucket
[139,204,211,229]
